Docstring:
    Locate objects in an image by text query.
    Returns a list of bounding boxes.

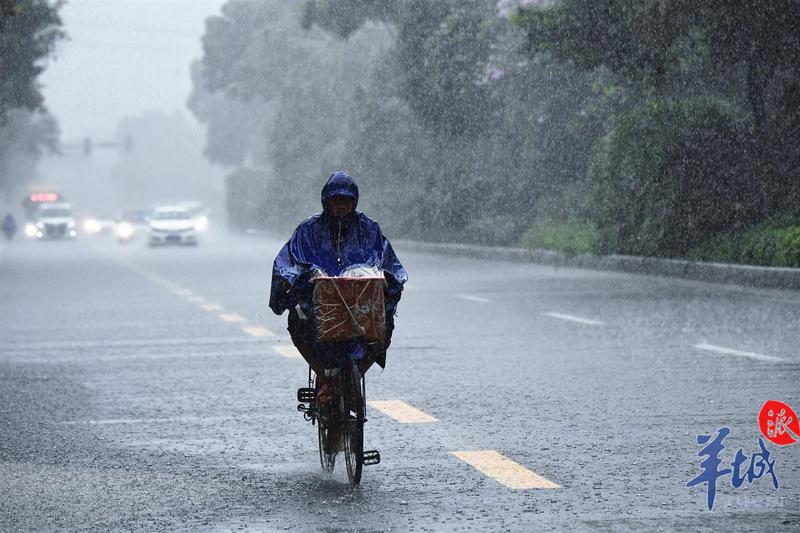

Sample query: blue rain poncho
[269,171,407,314]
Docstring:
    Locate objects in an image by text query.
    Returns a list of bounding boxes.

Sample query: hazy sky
[40,0,228,142]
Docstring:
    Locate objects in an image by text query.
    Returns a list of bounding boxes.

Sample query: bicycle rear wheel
[342,363,364,486]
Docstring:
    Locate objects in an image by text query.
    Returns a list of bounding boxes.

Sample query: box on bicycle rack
[312,276,385,344]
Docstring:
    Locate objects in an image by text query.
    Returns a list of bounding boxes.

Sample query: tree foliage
[0,0,64,123]
[303,0,497,137]
[193,0,605,241]
[517,0,800,255]
[0,0,64,198]
[592,97,754,256]
[193,0,798,261]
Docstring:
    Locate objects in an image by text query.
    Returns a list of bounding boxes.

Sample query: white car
[30,203,77,240]
[148,206,198,246]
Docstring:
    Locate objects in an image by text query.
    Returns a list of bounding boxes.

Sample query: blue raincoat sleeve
[269,220,317,315]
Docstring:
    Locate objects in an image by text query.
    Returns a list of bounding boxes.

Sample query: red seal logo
[758,400,799,446]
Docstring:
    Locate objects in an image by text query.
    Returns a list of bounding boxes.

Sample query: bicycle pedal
[297,387,315,403]
[362,450,380,466]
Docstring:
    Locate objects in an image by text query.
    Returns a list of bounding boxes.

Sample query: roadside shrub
[462,214,525,246]
[591,97,756,257]
[691,223,800,267]
[519,221,597,255]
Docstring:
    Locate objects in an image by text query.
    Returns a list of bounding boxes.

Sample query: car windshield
[40,208,72,218]
[121,211,149,223]
[154,211,190,220]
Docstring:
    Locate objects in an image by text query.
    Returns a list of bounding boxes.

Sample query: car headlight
[116,222,134,239]
[25,223,37,237]
[194,215,209,232]
[36,221,45,229]
[82,218,102,234]
[67,220,76,229]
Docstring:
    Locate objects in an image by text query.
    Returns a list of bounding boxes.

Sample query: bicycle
[296,274,383,486]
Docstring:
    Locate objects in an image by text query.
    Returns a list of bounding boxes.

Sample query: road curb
[394,240,800,291]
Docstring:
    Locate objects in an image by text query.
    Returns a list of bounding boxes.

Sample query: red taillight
[30,193,59,202]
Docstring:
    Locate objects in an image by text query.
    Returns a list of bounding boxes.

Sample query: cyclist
[2,213,17,241]
[269,171,407,402]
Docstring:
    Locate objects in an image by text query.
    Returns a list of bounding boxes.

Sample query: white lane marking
[174,288,193,297]
[368,400,438,423]
[544,312,605,326]
[1,336,268,351]
[451,450,560,489]
[456,293,491,303]
[693,343,787,363]
[201,303,223,312]
[152,279,177,290]
[219,313,246,323]
[154,278,179,290]
[61,415,235,426]
[9,350,269,364]
[186,295,206,303]
[273,345,303,359]
[242,326,275,338]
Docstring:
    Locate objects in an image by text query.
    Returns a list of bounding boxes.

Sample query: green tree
[517,0,800,218]
[191,0,395,229]
[592,97,754,257]
[192,0,614,243]
[0,0,64,198]
[0,0,64,123]
[301,0,612,243]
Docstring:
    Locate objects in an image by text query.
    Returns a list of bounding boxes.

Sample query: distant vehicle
[29,202,77,240]
[116,209,152,243]
[148,206,198,246]
[22,187,64,220]
[81,212,115,236]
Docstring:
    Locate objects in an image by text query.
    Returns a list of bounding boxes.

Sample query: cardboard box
[313,276,385,344]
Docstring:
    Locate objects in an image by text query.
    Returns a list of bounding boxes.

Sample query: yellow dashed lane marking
[273,345,302,359]
[219,313,245,323]
[367,400,438,423]
[242,326,275,338]
[450,450,560,489]
[201,303,223,312]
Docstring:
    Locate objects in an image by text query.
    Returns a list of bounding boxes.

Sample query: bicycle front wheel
[316,375,336,474]
[342,363,364,486]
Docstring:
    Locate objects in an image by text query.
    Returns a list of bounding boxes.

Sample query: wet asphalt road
[1,231,799,531]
